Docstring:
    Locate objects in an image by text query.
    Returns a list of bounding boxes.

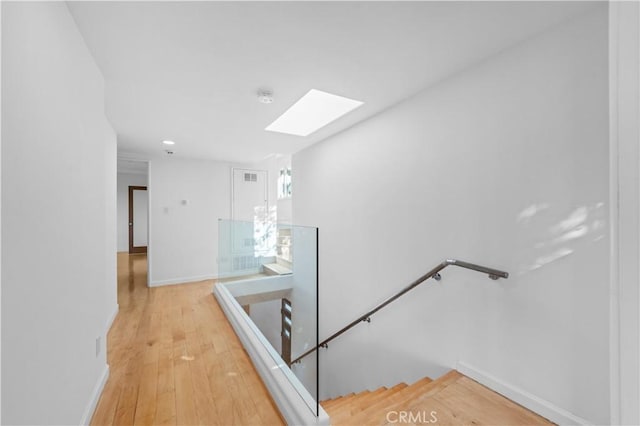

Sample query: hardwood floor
[90,253,284,426]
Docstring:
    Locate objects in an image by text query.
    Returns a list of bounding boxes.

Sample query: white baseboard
[79,365,109,426]
[456,361,591,425]
[149,274,218,287]
[106,304,119,333]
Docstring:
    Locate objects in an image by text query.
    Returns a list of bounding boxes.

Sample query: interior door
[128,186,148,254]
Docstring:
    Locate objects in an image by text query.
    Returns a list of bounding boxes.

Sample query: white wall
[293,6,608,424]
[117,172,148,252]
[609,2,640,424]
[148,158,239,286]
[1,2,117,424]
[250,300,282,354]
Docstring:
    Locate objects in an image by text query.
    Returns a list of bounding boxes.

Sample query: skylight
[265,89,363,137]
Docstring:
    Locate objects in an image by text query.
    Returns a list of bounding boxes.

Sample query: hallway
[90,253,284,425]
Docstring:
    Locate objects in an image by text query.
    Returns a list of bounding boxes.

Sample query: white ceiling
[68,1,595,164]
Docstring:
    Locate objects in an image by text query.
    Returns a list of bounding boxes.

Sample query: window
[277,167,292,199]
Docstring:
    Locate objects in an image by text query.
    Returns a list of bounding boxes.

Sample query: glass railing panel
[288,224,318,413]
[217,219,319,416]
[218,218,276,279]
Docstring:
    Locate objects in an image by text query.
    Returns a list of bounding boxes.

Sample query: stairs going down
[321,370,554,425]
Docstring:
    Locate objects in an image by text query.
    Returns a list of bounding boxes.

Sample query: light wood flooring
[90,253,284,426]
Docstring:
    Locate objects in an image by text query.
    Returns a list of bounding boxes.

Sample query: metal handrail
[291,259,508,364]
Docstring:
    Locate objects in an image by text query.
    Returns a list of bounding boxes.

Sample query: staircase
[321,370,553,425]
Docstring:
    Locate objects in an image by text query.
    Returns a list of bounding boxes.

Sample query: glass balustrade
[217,219,319,416]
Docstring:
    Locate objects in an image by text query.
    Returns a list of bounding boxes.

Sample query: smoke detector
[258,90,274,104]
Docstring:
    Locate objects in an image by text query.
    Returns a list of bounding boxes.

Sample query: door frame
[128,185,148,254]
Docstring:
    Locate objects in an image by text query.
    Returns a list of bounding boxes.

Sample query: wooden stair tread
[351,373,458,426]
[421,377,551,425]
[326,390,371,412]
[359,383,407,412]
[350,387,387,409]
[322,396,355,411]
[321,392,355,409]
[329,387,388,422]
[338,384,408,419]
[396,370,463,407]
[336,376,436,426]
[323,392,355,402]
[330,370,554,426]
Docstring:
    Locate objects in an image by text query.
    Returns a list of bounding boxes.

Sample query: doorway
[128,185,148,254]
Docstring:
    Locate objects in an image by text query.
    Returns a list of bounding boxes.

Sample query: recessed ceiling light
[265,89,363,137]
[162,140,175,145]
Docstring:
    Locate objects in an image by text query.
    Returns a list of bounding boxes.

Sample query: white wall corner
[79,365,109,426]
[456,362,591,426]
